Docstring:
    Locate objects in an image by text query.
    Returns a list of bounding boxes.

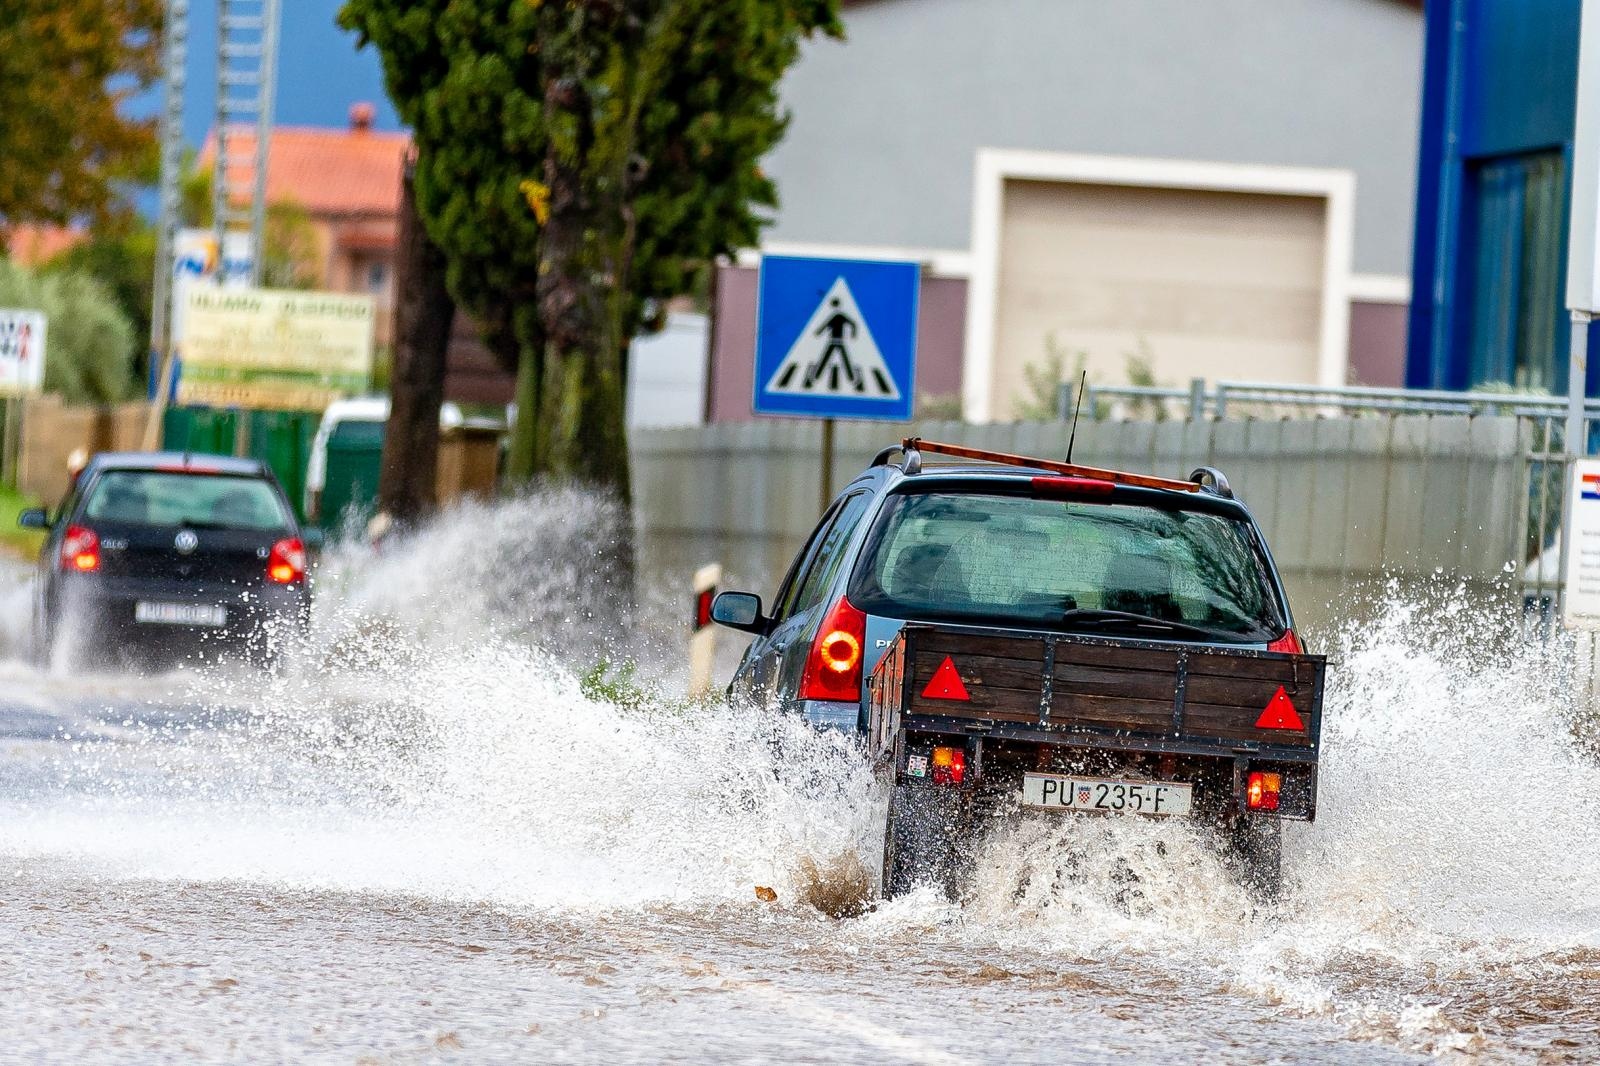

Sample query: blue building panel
[1407,0,1597,395]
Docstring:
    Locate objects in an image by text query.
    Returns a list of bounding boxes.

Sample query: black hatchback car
[18,452,317,667]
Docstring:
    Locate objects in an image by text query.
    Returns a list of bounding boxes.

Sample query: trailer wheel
[1227,817,1283,902]
[882,784,971,900]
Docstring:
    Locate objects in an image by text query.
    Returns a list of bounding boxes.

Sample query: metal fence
[1050,378,1600,614]
[1064,377,1600,423]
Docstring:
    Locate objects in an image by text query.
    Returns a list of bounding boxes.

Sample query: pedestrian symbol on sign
[763,277,902,400]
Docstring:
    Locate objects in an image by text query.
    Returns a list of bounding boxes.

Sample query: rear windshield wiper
[1059,608,1242,642]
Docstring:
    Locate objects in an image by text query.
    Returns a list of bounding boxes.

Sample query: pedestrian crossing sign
[752,255,919,421]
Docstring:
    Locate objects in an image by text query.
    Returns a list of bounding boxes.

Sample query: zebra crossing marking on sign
[763,277,901,400]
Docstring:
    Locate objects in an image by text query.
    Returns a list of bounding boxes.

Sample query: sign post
[752,254,920,511]
[1560,0,1600,621]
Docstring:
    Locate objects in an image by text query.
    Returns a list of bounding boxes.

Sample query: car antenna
[1065,370,1088,464]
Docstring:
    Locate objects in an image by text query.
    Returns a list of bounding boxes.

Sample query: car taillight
[931,746,966,786]
[59,525,100,573]
[1246,771,1281,811]
[1267,629,1303,654]
[797,596,866,702]
[267,537,306,584]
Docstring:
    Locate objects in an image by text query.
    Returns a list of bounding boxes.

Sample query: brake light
[267,537,306,584]
[1267,630,1303,654]
[1246,771,1281,811]
[798,597,866,701]
[931,746,966,785]
[1030,475,1114,497]
[60,526,100,573]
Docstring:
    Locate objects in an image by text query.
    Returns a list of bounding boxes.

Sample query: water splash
[4,494,1600,1057]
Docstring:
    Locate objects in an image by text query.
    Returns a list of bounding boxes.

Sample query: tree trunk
[377,154,455,524]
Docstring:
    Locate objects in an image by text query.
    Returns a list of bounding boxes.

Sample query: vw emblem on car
[174,529,199,555]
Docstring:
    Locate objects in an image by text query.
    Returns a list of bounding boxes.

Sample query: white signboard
[0,309,47,395]
[1563,459,1600,625]
[171,228,255,344]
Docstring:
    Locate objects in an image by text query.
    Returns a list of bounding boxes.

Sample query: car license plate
[134,601,227,628]
[1022,773,1192,817]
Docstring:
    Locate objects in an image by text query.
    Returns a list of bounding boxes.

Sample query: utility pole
[142,0,190,450]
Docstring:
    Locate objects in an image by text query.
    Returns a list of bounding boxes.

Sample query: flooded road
[1,500,1598,1063]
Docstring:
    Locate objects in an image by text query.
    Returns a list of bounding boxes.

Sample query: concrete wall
[632,414,1525,635]
[765,0,1423,278]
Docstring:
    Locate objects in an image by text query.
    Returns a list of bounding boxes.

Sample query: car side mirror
[301,527,326,552]
[711,591,768,634]
[16,508,48,530]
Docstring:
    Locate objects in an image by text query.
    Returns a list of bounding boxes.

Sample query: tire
[881,783,973,900]
[1226,816,1283,902]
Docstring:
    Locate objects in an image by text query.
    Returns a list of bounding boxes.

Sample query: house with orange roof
[198,103,514,403]
[201,103,409,347]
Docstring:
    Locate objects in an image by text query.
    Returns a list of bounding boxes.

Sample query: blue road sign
[753,254,920,421]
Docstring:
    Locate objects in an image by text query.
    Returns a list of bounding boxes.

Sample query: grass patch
[0,485,46,561]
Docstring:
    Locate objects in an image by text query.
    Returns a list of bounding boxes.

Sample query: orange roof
[4,224,86,265]
[201,123,411,219]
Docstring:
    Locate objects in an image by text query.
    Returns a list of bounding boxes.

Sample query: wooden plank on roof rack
[901,438,1200,493]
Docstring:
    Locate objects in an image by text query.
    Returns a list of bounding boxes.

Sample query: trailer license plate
[135,602,226,627]
[1022,774,1192,817]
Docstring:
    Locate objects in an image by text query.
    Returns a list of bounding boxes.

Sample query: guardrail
[1060,377,1600,421]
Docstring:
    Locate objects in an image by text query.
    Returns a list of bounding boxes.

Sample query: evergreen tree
[338,0,841,499]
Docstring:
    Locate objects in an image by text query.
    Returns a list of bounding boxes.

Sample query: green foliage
[0,484,46,558]
[0,259,135,404]
[0,0,162,228]
[43,218,156,381]
[339,0,843,491]
[578,658,652,713]
[1015,334,1166,422]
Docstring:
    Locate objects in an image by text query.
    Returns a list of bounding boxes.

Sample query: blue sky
[172,1,402,147]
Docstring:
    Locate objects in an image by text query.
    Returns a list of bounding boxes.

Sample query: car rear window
[848,491,1285,641]
[83,470,291,532]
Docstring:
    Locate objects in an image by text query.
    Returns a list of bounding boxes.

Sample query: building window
[367,262,389,292]
[1460,149,1566,391]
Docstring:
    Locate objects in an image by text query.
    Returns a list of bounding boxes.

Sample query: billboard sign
[177,287,374,412]
[0,309,47,395]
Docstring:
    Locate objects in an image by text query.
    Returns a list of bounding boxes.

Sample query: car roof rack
[893,437,1206,494]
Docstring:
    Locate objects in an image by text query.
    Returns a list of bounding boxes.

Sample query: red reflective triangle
[920,656,970,701]
[1255,685,1305,730]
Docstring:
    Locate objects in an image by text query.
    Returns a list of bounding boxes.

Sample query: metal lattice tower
[211,0,281,286]
[148,0,189,370]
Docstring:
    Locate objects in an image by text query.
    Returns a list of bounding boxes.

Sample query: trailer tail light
[1266,630,1303,654]
[267,537,306,584]
[931,746,966,786]
[798,597,866,702]
[1030,475,1114,497]
[1246,771,1281,811]
[60,526,100,573]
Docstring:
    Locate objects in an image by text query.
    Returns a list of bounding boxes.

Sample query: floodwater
[0,493,1597,1064]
